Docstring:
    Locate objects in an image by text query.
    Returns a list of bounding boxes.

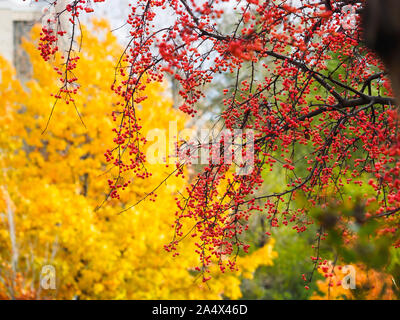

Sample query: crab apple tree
[32,0,400,282]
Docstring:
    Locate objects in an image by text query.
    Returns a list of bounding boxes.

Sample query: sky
[9,0,131,42]
[9,0,237,45]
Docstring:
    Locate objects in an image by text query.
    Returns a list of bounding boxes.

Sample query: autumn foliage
[0,21,276,299]
[4,0,400,297]
[313,263,397,300]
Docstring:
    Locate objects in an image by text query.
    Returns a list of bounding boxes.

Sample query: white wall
[0,0,42,64]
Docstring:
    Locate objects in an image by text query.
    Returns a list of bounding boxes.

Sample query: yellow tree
[0,19,276,300]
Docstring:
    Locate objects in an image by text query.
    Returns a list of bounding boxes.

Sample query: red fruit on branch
[32,0,400,282]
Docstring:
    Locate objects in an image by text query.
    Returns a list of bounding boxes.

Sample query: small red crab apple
[177,140,199,165]
[34,0,400,281]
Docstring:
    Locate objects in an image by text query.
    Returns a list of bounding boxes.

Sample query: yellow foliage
[0,19,276,299]
[312,263,397,300]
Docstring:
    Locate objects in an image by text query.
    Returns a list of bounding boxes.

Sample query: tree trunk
[363,0,400,99]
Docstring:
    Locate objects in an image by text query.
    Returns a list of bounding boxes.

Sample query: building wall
[0,0,43,78]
